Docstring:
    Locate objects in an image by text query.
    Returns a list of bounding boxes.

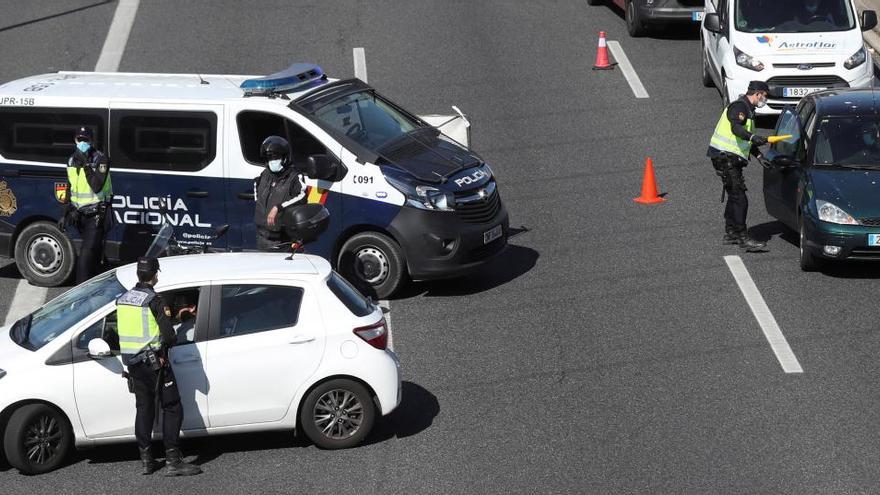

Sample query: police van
[0,64,509,298]
[701,0,877,114]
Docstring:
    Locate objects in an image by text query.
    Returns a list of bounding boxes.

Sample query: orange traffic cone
[633,157,666,204]
[592,31,614,70]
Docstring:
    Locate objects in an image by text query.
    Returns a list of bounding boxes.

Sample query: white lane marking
[353,47,368,83]
[724,256,803,374]
[606,40,649,99]
[3,280,48,326]
[94,0,140,72]
[380,300,393,352]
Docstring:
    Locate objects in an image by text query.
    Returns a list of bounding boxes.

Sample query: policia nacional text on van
[0,63,509,298]
[708,80,771,252]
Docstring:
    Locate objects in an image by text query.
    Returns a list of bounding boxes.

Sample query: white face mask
[268,159,284,172]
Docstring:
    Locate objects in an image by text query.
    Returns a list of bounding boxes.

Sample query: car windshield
[735,0,855,33]
[814,115,880,169]
[9,270,126,351]
[310,90,420,151]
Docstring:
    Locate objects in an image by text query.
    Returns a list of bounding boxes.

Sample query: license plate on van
[483,225,502,244]
[869,234,880,246]
[783,87,825,98]
[692,11,704,21]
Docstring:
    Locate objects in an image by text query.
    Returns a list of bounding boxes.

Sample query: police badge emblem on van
[0,181,17,216]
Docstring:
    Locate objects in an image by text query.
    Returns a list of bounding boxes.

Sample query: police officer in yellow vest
[117,256,201,477]
[708,81,771,252]
[62,127,112,283]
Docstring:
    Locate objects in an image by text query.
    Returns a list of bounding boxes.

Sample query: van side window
[0,108,106,163]
[237,111,328,168]
[111,110,216,172]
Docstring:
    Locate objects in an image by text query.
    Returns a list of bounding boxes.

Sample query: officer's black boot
[164,448,202,477]
[738,233,767,252]
[139,447,159,475]
[722,226,741,245]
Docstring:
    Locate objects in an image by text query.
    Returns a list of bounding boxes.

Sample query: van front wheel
[338,232,407,299]
[14,222,76,287]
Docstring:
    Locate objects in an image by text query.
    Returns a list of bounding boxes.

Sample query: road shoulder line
[607,40,649,99]
[724,255,803,374]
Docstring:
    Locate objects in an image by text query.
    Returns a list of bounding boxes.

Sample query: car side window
[162,287,202,345]
[75,311,120,352]
[772,109,803,159]
[217,285,304,339]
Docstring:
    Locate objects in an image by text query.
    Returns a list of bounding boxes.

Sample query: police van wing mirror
[704,13,722,33]
[862,10,878,31]
[215,224,230,239]
[281,204,330,243]
[87,338,113,359]
[305,154,347,182]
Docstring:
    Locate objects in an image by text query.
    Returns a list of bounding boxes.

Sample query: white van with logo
[0,63,509,298]
[701,0,877,113]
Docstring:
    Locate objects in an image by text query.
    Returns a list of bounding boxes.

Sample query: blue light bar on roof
[240,63,325,96]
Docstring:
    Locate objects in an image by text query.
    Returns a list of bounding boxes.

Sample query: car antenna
[197,74,209,85]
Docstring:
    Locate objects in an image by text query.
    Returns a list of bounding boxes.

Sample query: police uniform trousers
[128,360,183,451]
[711,153,749,233]
[75,212,105,284]
[256,229,288,252]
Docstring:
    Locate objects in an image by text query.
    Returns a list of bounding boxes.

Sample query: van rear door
[107,103,226,260]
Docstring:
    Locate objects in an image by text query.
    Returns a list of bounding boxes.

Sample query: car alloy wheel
[313,389,365,440]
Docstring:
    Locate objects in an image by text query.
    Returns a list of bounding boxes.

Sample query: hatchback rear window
[327,272,373,317]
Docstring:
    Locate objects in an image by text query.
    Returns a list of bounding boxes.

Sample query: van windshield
[10,270,125,351]
[814,116,880,169]
[310,90,420,151]
[735,0,855,33]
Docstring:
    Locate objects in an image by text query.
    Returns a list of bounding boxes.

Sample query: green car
[764,88,880,270]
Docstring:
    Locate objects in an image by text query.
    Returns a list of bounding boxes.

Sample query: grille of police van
[772,63,835,69]
[455,187,501,224]
[860,217,880,226]
[767,75,847,86]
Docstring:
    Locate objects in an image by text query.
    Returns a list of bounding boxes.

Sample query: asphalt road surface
[3,1,880,493]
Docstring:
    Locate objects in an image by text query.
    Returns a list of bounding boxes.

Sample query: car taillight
[354,319,388,350]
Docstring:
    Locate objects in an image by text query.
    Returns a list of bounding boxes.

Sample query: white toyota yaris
[0,253,401,475]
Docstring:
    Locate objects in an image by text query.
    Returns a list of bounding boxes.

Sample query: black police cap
[75,126,93,140]
[136,256,160,276]
[748,81,770,93]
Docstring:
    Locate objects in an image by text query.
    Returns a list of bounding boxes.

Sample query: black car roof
[809,88,880,116]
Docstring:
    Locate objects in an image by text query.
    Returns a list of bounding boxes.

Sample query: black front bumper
[388,199,509,281]
[637,0,703,22]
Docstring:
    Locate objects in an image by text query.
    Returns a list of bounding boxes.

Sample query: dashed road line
[3,280,48,327]
[353,47,368,83]
[724,255,803,374]
[606,40,649,99]
[380,300,394,351]
[94,0,140,72]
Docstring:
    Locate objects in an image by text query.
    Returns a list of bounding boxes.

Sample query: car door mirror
[281,204,330,243]
[704,13,722,33]
[87,338,113,359]
[304,154,347,182]
[862,10,878,31]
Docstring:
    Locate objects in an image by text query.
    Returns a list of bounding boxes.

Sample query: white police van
[0,64,508,298]
[701,0,877,114]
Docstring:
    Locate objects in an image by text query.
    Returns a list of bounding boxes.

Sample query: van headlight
[734,46,765,72]
[844,47,867,70]
[384,174,455,211]
[816,199,859,225]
